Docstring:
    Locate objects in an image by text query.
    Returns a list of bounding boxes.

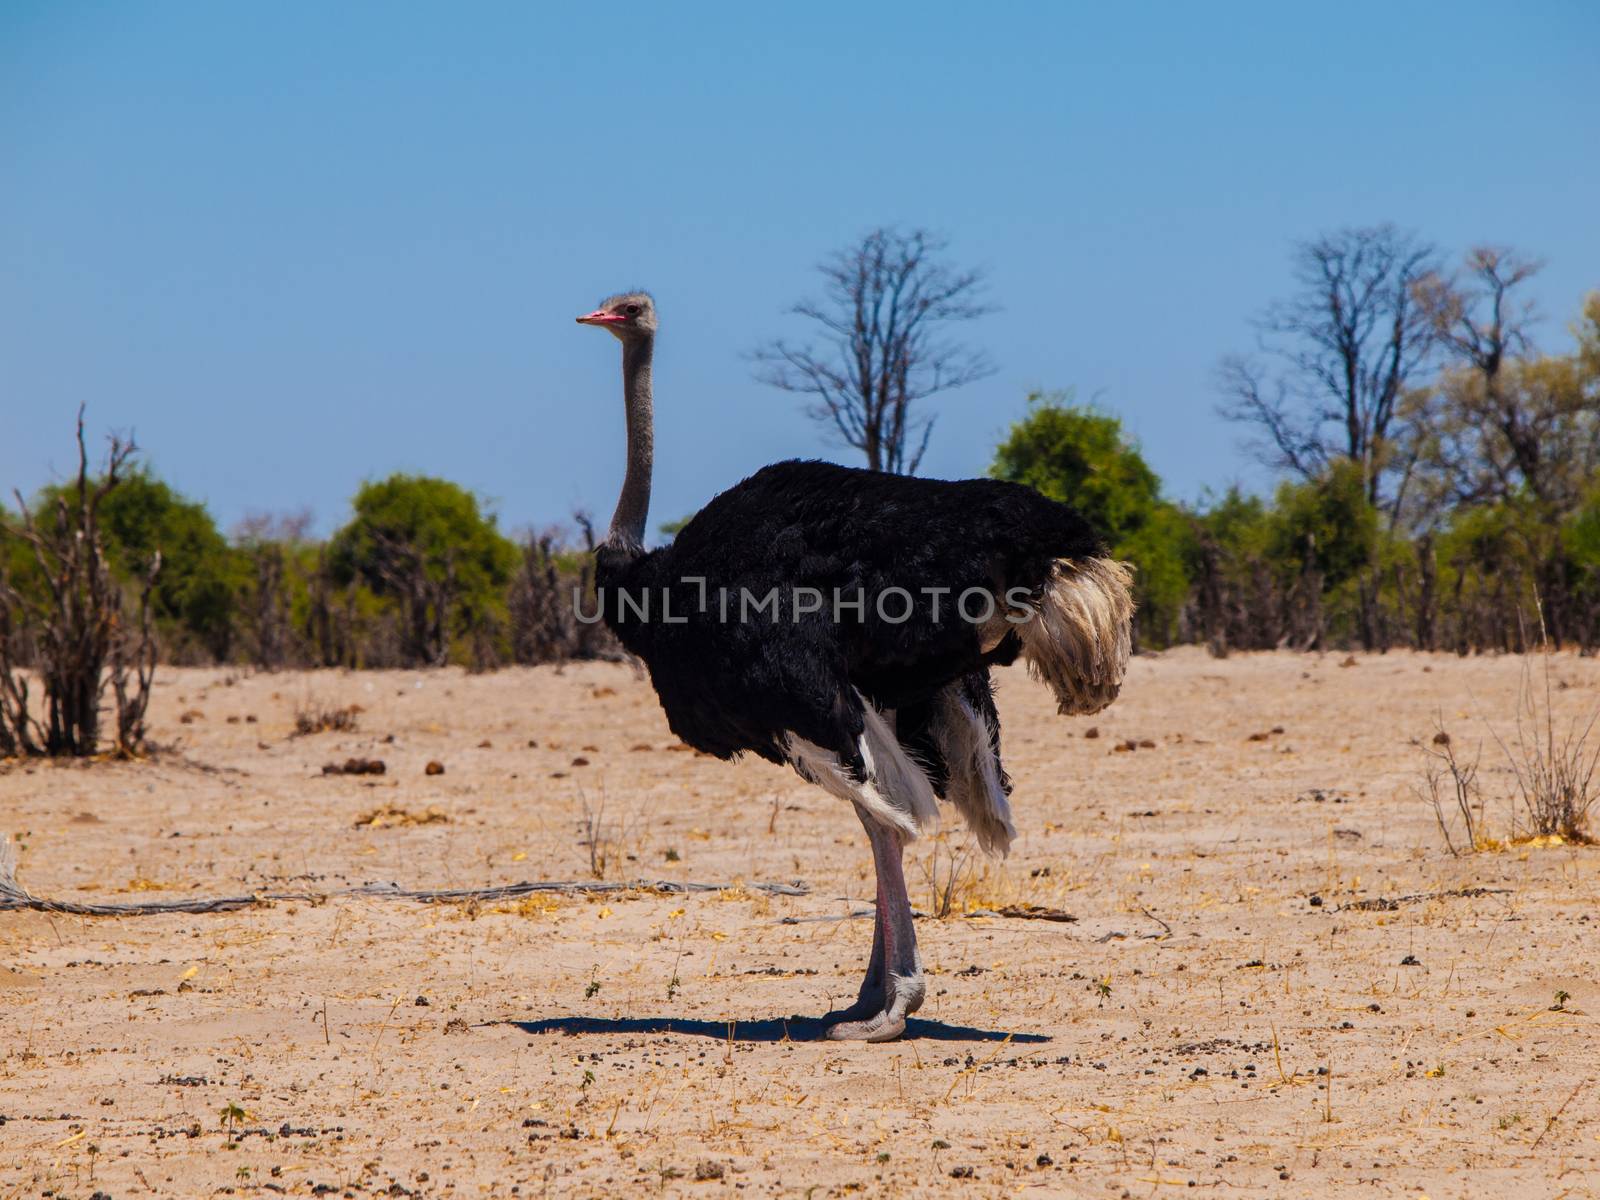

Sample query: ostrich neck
[605,335,654,557]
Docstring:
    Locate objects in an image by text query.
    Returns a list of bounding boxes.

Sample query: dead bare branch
[753,227,996,474]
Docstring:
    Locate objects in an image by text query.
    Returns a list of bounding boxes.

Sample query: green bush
[991,392,1193,645]
[327,475,517,667]
[1265,461,1376,592]
[991,392,1162,543]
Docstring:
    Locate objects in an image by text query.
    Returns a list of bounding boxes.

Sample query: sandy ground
[2,649,1599,1199]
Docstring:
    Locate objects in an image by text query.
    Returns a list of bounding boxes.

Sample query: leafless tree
[234,510,312,670]
[1405,248,1586,509]
[1406,249,1600,642]
[1219,225,1439,510]
[753,227,996,474]
[0,409,159,757]
[1416,247,1540,391]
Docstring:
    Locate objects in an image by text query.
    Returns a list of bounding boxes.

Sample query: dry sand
[2,649,1598,1198]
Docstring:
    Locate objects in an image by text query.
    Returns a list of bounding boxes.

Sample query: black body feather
[595,460,1103,789]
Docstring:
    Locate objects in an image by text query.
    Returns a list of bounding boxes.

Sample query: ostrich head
[576,291,657,341]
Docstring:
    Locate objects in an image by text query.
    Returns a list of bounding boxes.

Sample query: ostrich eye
[623,303,641,317]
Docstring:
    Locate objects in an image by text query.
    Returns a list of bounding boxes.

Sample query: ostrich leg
[825,807,888,1024]
[827,811,925,1042]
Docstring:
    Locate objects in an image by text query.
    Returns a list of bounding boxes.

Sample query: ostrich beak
[576,309,625,325]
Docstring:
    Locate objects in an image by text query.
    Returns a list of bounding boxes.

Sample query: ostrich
[577,291,1133,1041]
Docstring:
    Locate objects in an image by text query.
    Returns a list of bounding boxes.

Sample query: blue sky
[4,2,1597,540]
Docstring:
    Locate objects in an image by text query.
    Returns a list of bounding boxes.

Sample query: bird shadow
[507,1014,1048,1044]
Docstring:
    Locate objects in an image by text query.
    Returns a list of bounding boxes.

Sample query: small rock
[425,761,445,776]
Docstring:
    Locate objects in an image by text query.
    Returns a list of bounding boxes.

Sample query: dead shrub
[1412,724,1485,855]
[508,516,622,666]
[1494,631,1600,842]
[0,410,159,758]
[919,835,976,919]
[1418,613,1600,851]
[292,702,362,737]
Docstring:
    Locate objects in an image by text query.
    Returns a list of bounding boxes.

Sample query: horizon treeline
[2,468,622,673]
[4,239,1598,669]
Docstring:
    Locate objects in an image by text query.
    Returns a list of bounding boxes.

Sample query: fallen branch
[972,904,1078,923]
[0,852,809,919]
[780,902,1079,926]
[1531,1077,1592,1150]
[1337,886,1510,913]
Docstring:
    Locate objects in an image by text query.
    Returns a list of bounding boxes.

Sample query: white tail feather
[1016,557,1135,715]
[931,689,1015,857]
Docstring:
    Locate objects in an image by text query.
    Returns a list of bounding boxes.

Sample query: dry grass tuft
[578,791,638,880]
[918,835,1028,918]
[501,894,562,919]
[354,804,450,829]
[919,834,976,918]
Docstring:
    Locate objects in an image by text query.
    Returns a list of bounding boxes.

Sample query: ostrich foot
[824,989,884,1026]
[826,972,924,1042]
